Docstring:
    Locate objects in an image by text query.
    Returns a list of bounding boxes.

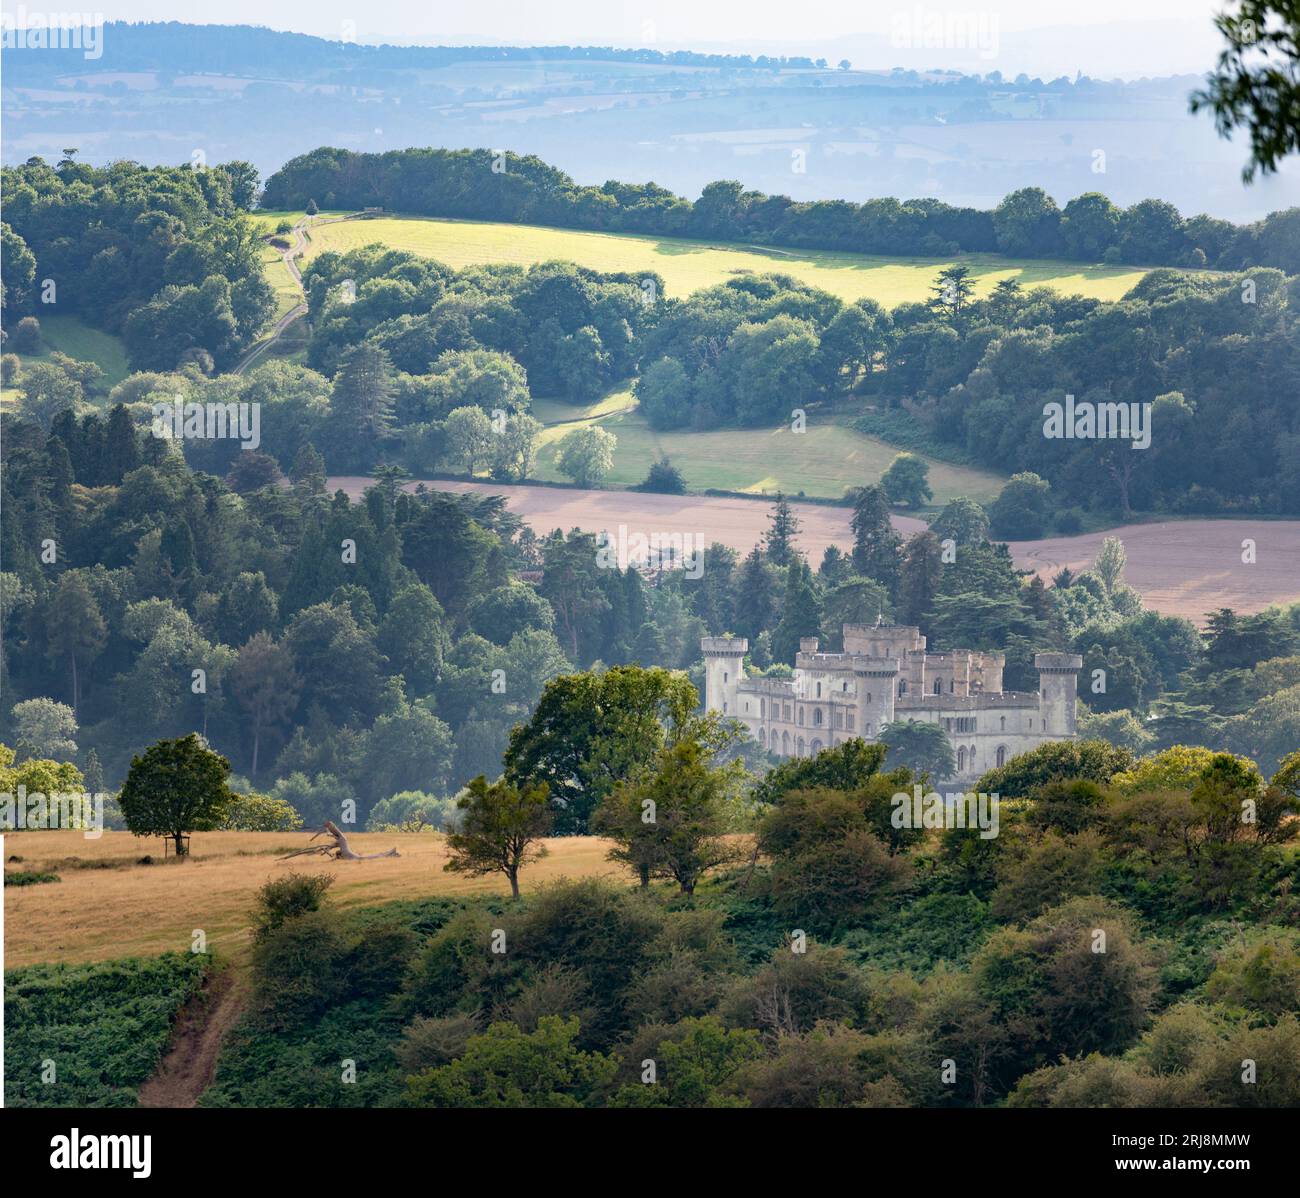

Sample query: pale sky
[2,0,1226,44]
[0,0,1234,76]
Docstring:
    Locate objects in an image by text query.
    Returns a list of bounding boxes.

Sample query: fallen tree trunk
[278,820,399,861]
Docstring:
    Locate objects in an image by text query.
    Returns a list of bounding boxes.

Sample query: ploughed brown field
[329,477,1300,624]
[2,830,635,968]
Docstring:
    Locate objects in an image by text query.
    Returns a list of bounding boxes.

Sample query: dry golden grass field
[3,830,633,969]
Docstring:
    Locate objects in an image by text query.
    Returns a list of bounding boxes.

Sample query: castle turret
[702,637,747,717]
[853,658,899,740]
[1035,653,1083,737]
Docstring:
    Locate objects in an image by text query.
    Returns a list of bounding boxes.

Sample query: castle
[702,623,1082,783]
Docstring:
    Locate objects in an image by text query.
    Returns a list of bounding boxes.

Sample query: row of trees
[261,145,1300,272]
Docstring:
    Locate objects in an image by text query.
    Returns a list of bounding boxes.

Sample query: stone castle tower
[702,624,1082,781]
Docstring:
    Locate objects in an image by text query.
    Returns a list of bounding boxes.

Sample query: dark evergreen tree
[771,561,823,665]
[763,493,802,567]
[898,531,943,631]
[733,547,776,643]
[850,484,901,596]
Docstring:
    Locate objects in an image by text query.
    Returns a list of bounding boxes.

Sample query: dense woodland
[3,388,1299,824]
[0,158,271,370]
[1,151,1299,817]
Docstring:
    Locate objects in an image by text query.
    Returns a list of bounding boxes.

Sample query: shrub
[721,942,874,1038]
[401,1015,617,1108]
[633,456,687,494]
[252,872,334,941]
[250,909,352,1029]
[399,908,519,1020]
[501,963,596,1034]
[971,896,1158,1076]
[11,316,41,354]
[1205,933,1300,1025]
[731,1022,921,1108]
[4,870,60,886]
[989,831,1105,924]
[611,1016,761,1107]
[347,923,420,999]
[766,828,912,932]
[511,879,666,1035]
[395,1012,482,1074]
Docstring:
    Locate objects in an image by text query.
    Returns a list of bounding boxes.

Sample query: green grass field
[26,314,131,387]
[302,214,1151,304]
[2,314,132,411]
[530,390,1006,504]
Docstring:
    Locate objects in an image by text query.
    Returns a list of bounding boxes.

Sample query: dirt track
[328,477,1300,624]
[138,968,247,1108]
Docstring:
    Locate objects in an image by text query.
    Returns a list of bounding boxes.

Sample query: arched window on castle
[813,708,823,727]
[957,746,966,771]
[996,745,1007,767]
[898,680,907,696]
[1000,716,1006,731]
[816,681,822,698]
[933,678,942,695]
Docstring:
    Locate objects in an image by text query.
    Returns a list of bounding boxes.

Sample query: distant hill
[4,21,1296,221]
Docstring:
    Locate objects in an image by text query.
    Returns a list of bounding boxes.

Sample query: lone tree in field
[444,775,551,898]
[118,733,233,856]
[881,452,933,509]
[555,425,616,488]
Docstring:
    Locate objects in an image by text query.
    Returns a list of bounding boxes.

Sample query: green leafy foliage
[4,953,208,1107]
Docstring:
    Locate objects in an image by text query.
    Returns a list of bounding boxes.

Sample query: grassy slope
[29,314,131,387]
[303,214,1150,304]
[1,314,133,412]
[531,391,1005,504]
